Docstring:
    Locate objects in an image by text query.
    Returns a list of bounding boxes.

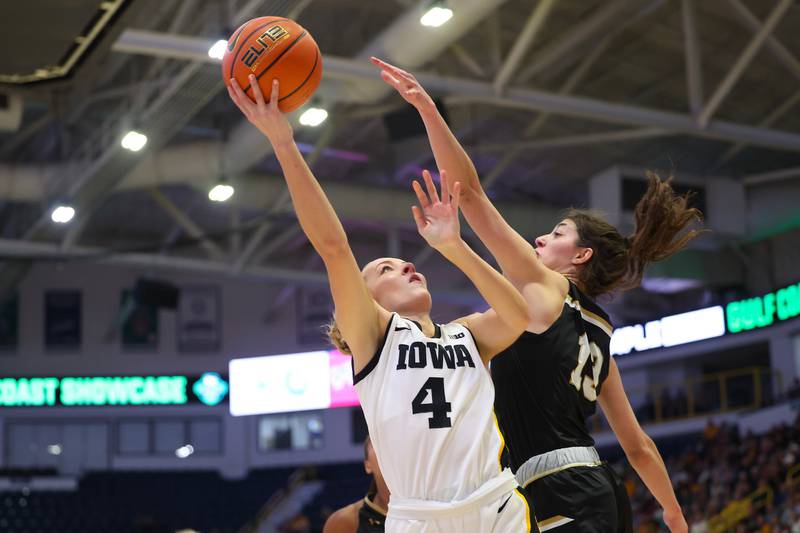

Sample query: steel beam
[449,44,487,78]
[148,188,224,260]
[112,30,800,152]
[474,127,668,153]
[493,0,556,94]
[515,0,638,83]
[727,0,800,82]
[713,90,800,168]
[681,0,703,118]
[697,0,793,128]
[743,166,800,187]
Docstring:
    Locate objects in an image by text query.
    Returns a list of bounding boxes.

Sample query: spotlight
[47,444,63,456]
[420,3,453,27]
[175,444,194,459]
[298,107,328,127]
[209,177,235,202]
[208,39,227,60]
[50,205,75,224]
[121,130,148,152]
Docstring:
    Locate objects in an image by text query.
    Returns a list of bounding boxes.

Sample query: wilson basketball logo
[241,25,291,70]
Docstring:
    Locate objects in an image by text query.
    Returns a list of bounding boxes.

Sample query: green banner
[726,281,800,333]
[0,373,228,408]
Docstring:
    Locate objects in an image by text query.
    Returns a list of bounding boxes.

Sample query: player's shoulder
[323,500,361,533]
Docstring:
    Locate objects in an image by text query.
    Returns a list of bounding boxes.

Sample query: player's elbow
[624,431,656,465]
[316,235,350,259]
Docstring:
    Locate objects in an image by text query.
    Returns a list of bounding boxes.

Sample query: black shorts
[519,463,632,533]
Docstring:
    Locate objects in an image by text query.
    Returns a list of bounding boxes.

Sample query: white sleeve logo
[569,333,604,401]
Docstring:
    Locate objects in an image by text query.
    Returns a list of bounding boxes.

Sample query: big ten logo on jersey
[569,333,604,401]
[241,25,290,70]
[395,342,475,371]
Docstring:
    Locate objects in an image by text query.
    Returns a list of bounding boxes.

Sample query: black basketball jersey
[357,494,386,533]
[491,281,613,471]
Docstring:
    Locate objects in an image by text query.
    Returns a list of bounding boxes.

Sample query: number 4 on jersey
[569,333,604,401]
[412,377,452,428]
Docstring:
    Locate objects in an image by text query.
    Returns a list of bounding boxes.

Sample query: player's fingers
[440,170,450,205]
[269,78,280,111]
[412,180,430,208]
[411,205,426,231]
[451,181,461,212]
[380,70,402,88]
[248,74,266,109]
[228,79,252,114]
[422,170,440,204]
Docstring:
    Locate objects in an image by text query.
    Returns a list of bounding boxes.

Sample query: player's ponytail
[568,172,704,298]
[325,316,351,355]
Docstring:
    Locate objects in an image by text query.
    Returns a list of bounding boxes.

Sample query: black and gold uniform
[492,281,632,532]
[357,492,386,533]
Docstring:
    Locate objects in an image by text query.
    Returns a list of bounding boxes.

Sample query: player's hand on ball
[371,57,435,112]
[663,508,688,533]
[227,75,294,147]
[412,169,462,251]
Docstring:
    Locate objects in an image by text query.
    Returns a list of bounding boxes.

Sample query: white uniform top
[354,313,505,503]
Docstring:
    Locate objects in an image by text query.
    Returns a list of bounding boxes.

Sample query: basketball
[222,16,322,113]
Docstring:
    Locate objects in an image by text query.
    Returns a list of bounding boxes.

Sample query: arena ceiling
[0,0,799,325]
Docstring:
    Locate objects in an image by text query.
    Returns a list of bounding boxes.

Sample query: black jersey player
[324,436,388,533]
[374,57,695,533]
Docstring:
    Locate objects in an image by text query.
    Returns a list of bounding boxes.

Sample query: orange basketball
[222,17,322,113]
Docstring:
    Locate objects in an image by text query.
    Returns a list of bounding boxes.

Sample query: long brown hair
[325,318,351,354]
[567,172,704,298]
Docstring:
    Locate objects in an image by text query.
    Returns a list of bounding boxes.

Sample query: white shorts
[386,469,532,533]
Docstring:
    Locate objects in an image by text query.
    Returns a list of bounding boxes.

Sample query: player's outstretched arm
[412,170,528,362]
[372,57,565,328]
[598,358,688,533]
[228,76,390,370]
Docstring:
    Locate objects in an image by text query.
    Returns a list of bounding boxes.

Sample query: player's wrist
[433,238,468,258]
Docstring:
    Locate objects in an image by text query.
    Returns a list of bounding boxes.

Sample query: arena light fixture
[420,2,453,27]
[175,444,194,459]
[121,130,148,152]
[208,39,227,60]
[51,205,75,224]
[208,176,235,202]
[298,107,328,127]
[47,444,63,456]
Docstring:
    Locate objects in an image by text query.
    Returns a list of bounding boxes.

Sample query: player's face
[534,219,592,273]
[362,257,432,314]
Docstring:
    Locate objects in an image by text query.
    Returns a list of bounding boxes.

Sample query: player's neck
[404,313,435,337]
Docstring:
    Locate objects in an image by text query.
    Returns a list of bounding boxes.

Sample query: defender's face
[534,219,586,273]
[362,257,432,314]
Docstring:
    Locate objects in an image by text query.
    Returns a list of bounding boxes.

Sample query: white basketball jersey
[354,313,505,502]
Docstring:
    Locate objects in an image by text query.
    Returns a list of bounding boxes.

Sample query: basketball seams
[228,18,293,81]
[243,31,308,96]
[278,47,321,104]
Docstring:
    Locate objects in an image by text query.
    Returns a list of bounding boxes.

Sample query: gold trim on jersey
[520,461,603,488]
[538,515,575,531]
[564,295,612,338]
[363,495,387,516]
[514,488,532,532]
[491,409,506,473]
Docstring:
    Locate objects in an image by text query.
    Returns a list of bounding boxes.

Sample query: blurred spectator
[620,415,800,531]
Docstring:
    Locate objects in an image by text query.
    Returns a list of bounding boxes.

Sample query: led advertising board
[726,281,800,333]
[610,306,726,356]
[0,373,228,408]
[228,350,360,416]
